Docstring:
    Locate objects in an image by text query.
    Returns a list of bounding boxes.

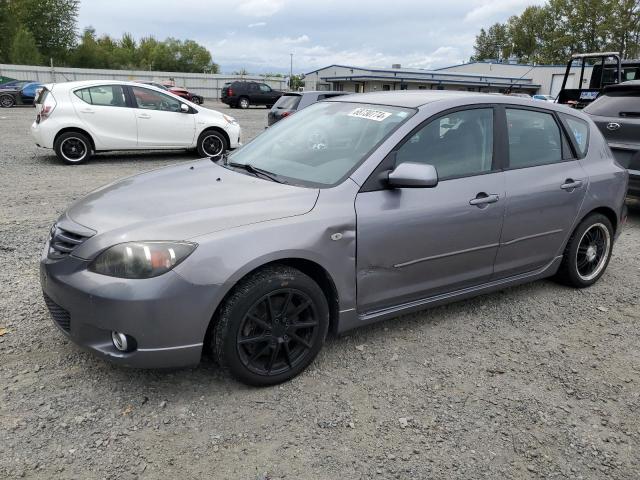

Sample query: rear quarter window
[560,114,590,158]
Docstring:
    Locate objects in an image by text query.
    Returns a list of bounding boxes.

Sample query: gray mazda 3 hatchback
[41,91,628,385]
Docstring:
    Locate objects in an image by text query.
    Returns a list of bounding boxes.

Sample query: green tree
[507,6,546,63]
[471,0,640,64]
[10,0,78,63]
[10,26,41,64]
[69,27,104,68]
[0,0,20,63]
[471,23,510,61]
[290,74,304,90]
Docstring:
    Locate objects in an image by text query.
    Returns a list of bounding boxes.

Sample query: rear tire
[213,265,329,386]
[238,97,250,109]
[0,94,15,108]
[196,129,228,158]
[54,131,92,165]
[555,213,613,288]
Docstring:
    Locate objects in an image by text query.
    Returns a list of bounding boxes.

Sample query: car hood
[66,160,319,259]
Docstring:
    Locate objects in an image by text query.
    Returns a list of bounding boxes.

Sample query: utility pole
[290,53,293,90]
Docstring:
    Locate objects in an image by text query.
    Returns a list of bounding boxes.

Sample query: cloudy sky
[78,0,544,74]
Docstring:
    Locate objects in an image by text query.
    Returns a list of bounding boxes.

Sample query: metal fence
[0,64,289,100]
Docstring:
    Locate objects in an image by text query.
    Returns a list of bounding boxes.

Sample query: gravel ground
[1,102,639,480]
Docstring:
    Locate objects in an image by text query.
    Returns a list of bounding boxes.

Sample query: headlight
[223,114,238,125]
[89,241,197,279]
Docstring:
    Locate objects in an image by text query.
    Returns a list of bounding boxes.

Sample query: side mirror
[387,162,438,188]
[180,103,190,113]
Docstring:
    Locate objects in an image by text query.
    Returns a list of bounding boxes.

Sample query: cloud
[236,0,284,17]
[77,0,545,74]
[464,0,535,22]
[278,34,310,44]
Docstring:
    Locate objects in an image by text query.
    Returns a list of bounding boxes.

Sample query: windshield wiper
[227,162,287,184]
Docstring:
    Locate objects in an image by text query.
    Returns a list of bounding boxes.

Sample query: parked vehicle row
[40,91,628,385]
[140,81,204,104]
[0,81,43,108]
[31,80,240,164]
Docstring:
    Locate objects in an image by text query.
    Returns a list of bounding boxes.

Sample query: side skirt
[336,256,563,334]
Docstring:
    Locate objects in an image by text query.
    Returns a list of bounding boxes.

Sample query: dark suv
[584,81,640,197]
[221,81,283,109]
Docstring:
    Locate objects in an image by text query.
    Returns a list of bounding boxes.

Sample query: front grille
[48,224,91,258]
[43,293,71,332]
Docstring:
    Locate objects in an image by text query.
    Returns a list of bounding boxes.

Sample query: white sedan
[31,80,241,164]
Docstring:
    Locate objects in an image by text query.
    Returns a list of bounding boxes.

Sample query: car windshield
[227,101,414,186]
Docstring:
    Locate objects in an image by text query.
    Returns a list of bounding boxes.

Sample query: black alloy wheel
[0,94,15,108]
[556,213,613,288]
[196,130,227,158]
[237,289,320,376]
[54,131,92,165]
[213,265,329,386]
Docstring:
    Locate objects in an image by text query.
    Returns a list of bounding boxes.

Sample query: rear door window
[130,86,182,112]
[506,108,563,168]
[74,85,127,107]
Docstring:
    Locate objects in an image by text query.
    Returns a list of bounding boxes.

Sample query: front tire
[213,265,329,386]
[196,130,228,158]
[555,213,614,288]
[54,131,92,165]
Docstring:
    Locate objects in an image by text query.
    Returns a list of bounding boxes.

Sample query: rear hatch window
[275,94,301,110]
[35,87,49,105]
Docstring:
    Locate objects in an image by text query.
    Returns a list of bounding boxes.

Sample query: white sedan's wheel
[197,130,228,158]
[54,132,92,165]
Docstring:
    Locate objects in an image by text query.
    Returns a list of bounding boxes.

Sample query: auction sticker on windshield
[348,107,392,122]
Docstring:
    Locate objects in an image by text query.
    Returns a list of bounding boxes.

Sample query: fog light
[111,331,129,352]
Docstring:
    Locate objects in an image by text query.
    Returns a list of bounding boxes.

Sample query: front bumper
[225,122,242,149]
[40,247,219,368]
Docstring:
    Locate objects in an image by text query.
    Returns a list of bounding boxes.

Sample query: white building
[435,61,593,98]
[304,64,540,95]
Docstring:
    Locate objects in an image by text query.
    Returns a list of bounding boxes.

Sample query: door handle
[137,113,151,119]
[469,193,499,206]
[560,179,583,191]
[79,109,94,114]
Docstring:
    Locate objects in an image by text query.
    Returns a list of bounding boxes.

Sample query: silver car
[41,92,628,385]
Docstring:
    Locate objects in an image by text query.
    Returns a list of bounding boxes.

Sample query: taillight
[281,111,292,118]
[227,88,233,96]
[39,94,57,122]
